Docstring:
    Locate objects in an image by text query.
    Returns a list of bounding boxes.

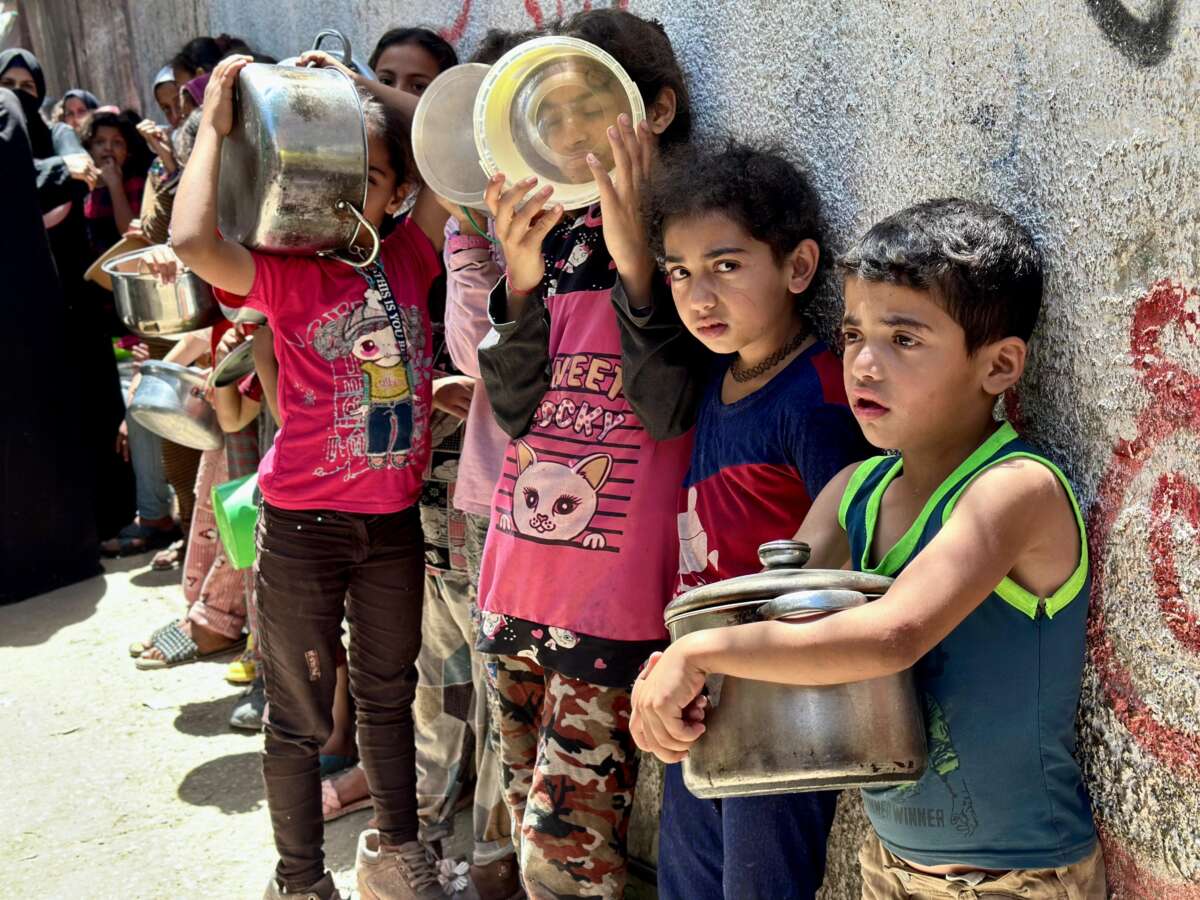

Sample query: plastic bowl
[413,64,492,213]
[474,36,645,211]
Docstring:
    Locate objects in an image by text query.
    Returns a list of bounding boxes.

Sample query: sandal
[225,634,257,684]
[128,621,175,658]
[322,769,373,822]
[151,539,186,571]
[134,621,246,670]
[100,521,182,558]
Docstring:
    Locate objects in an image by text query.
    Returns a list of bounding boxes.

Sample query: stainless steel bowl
[103,247,221,338]
[129,360,224,451]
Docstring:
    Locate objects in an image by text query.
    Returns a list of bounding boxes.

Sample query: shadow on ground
[174,694,255,737]
[131,566,186,589]
[179,751,265,814]
[0,575,107,648]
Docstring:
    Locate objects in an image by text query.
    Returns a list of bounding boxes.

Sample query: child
[619,142,873,899]
[473,9,692,899]
[79,109,152,252]
[630,198,1106,899]
[171,54,450,900]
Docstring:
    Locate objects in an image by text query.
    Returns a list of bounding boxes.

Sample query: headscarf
[182,74,210,108]
[4,83,53,158]
[153,65,175,89]
[0,48,46,102]
[61,88,100,111]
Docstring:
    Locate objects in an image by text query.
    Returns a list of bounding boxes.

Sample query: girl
[368,27,456,96]
[170,54,449,900]
[79,109,152,253]
[472,9,692,899]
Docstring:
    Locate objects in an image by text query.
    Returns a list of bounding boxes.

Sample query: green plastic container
[212,473,260,570]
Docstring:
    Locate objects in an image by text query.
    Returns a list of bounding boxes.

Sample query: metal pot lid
[208,340,256,388]
[413,64,492,213]
[474,36,645,211]
[664,568,894,624]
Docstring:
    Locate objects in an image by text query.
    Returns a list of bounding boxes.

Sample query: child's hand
[136,245,182,284]
[202,55,252,137]
[297,50,360,84]
[589,114,658,304]
[629,644,708,763]
[99,158,123,191]
[137,119,177,171]
[432,375,475,419]
[63,153,100,189]
[486,174,563,296]
[215,327,246,365]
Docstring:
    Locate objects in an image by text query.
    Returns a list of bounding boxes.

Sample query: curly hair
[79,109,153,178]
[554,9,691,148]
[470,28,537,65]
[360,92,415,188]
[646,140,825,298]
[837,198,1043,353]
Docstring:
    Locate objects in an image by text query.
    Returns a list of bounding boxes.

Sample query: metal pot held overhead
[218,39,379,267]
[103,246,220,338]
[129,361,224,451]
[663,540,927,799]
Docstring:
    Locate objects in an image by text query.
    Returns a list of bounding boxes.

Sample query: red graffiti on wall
[440,0,474,44]
[441,0,628,43]
[1085,279,1199,894]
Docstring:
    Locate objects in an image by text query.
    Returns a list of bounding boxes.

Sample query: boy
[617,142,872,899]
[630,198,1106,898]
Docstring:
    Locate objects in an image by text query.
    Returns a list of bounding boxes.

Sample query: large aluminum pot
[664,540,927,799]
[103,246,220,338]
[218,61,379,266]
[129,361,224,451]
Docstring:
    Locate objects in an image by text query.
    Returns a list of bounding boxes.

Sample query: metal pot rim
[102,246,196,282]
[664,568,895,623]
[139,360,210,388]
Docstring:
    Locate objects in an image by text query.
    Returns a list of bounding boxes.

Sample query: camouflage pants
[413,519,512,864]
[491,653,639,899]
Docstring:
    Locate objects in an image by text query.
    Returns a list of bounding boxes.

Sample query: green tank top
[839,422,1096,869]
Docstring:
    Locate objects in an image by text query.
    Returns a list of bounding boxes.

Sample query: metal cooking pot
[278,29,376,81]
[103,246,220,338]
[218,53,379,266]
[663,540,927,798]
[129,361,224,451]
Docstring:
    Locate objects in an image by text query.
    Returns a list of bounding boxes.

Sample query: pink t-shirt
[243,219,439,513]
[477,209,693,642]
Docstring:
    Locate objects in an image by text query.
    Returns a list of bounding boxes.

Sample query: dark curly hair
[171,35,250,76]
[837,198,1043,353]
[368,27,458,74]
[554,9,691,148]
[360,92,414,187]
[470,28,537,65]
[79,109,153,178]
[646,140,825,302]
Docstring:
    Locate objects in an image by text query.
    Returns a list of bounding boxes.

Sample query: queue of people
[6,7,1107,900]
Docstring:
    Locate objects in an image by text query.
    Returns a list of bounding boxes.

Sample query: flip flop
[151,539,186,571]
[134,621,246,670]
[322,774,373,823]
[101,521,182,558]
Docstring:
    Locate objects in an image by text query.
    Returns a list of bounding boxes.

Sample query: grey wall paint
[20,0,1199,895]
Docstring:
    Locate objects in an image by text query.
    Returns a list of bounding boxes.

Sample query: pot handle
[322,200,382,268]
[758,589,869,622]
[311,29,353,67]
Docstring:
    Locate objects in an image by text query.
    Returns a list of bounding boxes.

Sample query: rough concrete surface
[13,0,1200,896]
[0,557,370,897]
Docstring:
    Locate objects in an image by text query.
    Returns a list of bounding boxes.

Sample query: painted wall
[18,0,1199,896]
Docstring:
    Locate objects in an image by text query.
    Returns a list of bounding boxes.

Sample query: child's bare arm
[171,55,256,297]
[632,458,1077,761]
[409,188,450,253]
[214,384,261,432]
[251,326,280,425]
[791,464,856,570]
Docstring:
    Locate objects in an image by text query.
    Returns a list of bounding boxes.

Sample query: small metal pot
[664,540,927,799]
[129,361,224,451]
[218,58,379,266]
[103,246,220,338]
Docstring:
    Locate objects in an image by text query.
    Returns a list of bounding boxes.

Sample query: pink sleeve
[443,218,504,378]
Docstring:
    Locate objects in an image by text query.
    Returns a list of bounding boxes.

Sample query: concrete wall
[19,0,1200,896]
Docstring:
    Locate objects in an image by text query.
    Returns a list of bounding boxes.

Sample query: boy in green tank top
[630,199,1105,898]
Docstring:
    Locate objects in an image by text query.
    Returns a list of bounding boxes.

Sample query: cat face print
[511,441,612,548]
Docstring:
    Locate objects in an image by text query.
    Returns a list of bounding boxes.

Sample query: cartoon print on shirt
[312,286,424,473]
[678,485,718,585]
[497,440,612,549]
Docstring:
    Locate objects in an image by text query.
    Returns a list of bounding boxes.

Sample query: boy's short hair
[645,140,825,294]
[554,9,691,149]
[470,28,537,65]
[837,198,1043,353]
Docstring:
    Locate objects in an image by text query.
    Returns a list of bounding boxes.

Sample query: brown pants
[859,832,1107,899]
[255,502,425,891]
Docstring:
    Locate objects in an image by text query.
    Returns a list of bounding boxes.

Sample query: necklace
[730,327,809,383]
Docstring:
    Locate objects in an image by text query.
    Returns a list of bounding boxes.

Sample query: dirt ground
[0,554,376,898]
